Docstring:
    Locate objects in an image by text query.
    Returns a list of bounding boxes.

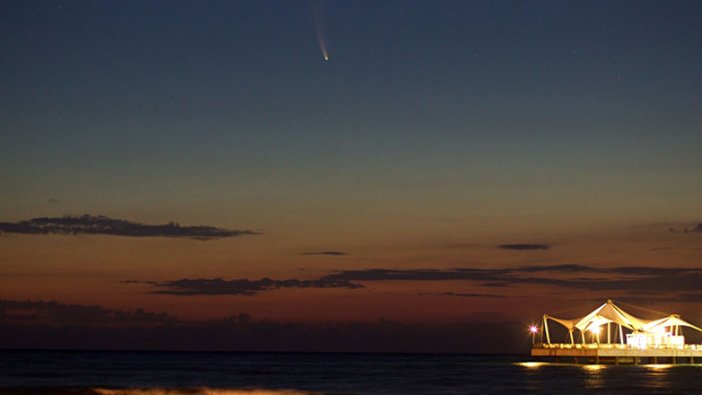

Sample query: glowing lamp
[529,325,539,334]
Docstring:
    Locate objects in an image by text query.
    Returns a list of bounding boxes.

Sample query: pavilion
[531,299,702,364]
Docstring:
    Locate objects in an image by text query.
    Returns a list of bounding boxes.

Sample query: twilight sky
[1,0,701,350]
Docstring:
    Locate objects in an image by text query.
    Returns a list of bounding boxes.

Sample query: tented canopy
[542,299,702,345]
[643,315,702,333]
[546,300,653,333]
[573,300,651,331]
[545,316,577,331]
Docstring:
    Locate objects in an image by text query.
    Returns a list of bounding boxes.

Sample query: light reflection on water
[581,364,605,389]
[642,364,674,389]
[514,361,547,369]
[514,361,702,392]
[94,389,315,395]
[645,364,674,370]
[581,364,605,371]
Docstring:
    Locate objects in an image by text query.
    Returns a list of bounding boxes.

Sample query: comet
[308,0,329,61]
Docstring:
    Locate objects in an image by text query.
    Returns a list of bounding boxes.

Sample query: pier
[530,299,702,364]
[532,343,702,365]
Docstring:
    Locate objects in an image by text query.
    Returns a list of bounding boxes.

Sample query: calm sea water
[2,351,702,394]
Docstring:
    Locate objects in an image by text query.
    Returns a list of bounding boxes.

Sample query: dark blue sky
[1,0,700,228]
[3,1,701,207]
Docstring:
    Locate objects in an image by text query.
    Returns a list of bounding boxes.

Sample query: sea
[2,351,702,394]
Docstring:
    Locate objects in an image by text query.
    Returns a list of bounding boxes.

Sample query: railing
[533,343,702,350]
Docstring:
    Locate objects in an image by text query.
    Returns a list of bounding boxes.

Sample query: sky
[1,0,701,352]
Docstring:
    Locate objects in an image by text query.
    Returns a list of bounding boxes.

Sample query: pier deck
[532,343,702,364]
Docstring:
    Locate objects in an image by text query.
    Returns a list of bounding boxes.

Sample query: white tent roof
[573,300,651,331]
[543,300,702,345]
[545,315,577,330]
[547,300,662,332]
[642,315,702,333]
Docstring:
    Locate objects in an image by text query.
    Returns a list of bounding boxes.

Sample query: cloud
[0,300,527,353]
[146,277,363,296]
[610,291,702,307]
[0,299,179,326]
[301,251,348,256]
[665,223,702,233]
[0,215,259,240]
[129,264,702,302]
[322,265,702,294]
[48,198,60,204]
[322,268,510,282]
[419,292,505,298]
[498,243,550,250]
[667,291,702,303]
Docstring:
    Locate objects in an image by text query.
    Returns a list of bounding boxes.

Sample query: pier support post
[607,322,611,344]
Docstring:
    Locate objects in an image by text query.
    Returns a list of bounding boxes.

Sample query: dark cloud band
[130,264,702,299]
[0,299,179,325]
[0,299,526,353]
[145,277,363,296]
[0,215,259,240]
[498,243,550,250]
[419,292,505,298]
[322,265,702,294]
[301,251,348,256]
